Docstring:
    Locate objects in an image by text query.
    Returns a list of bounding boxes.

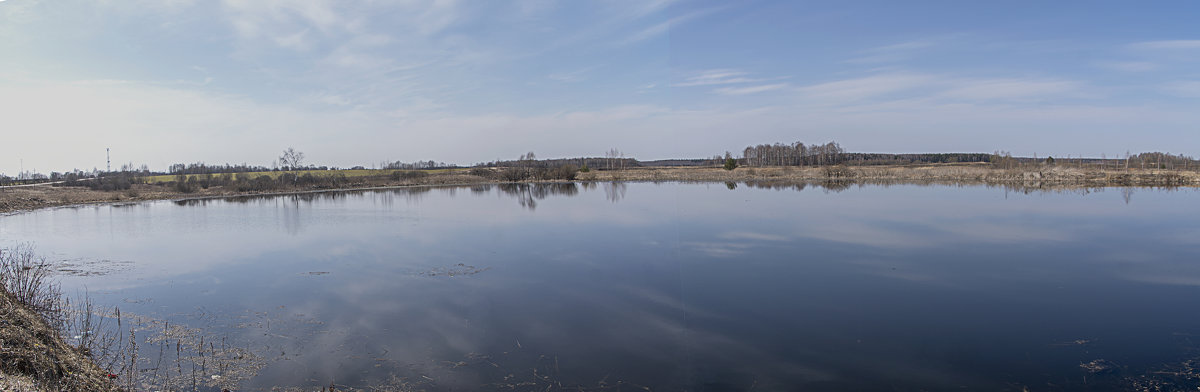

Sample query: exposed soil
[0,290,119,392]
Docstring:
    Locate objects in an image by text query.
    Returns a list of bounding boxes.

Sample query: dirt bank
[1,290,119,391]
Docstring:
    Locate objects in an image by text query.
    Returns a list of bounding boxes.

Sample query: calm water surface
[2,183,1200,391]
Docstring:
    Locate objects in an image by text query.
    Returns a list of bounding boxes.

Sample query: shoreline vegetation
[2,163,1198,215]
[1,247,120,392]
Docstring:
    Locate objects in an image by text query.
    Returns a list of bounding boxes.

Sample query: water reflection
[496,183,579,210]
[602,181,626,202]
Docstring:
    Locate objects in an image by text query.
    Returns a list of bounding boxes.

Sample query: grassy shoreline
[2,164,1199,214]
[1,247,120,392]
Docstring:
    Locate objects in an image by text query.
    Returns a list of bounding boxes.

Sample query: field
[142,168,465,183]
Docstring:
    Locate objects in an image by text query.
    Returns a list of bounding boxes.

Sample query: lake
[2,182,1199,391]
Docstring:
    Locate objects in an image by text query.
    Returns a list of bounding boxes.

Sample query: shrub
[390,170,429,181]
[500,168,531,182]
[0,245,60,317]
[822,166,856,178]
[723,157,738,170]
[173,175,198,193]
[543,164,578,181]
[57,173,139,191]
[468,168,494,178]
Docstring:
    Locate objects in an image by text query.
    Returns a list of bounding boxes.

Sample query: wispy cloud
[1096,61,1159,72]
[845,40,935,64]
[718,231,790,242]
[306,92,352,106]
[794,73,1090,104]
[674,68,792,89]
[1128,40,1200,50]
[1162,80,1200,97]
[621,8,716,45]
[796,73,932,102]
[938,78,1087,101]
[674,69,762,87]
[222,0,347,45]
[547,66,599,83]
[714,83,788,95]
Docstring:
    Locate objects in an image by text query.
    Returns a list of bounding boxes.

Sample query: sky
[1,0,1199,175]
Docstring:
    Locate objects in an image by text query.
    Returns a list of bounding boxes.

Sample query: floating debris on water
[1081,359,1119,374]
[1052,338,1094,346]
[418,263,490,277]
[53,257,134,276]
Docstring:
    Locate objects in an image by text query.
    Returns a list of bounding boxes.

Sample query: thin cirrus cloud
[936,78,1088,101]
[792,73,1090,104]
[1127,40,1200,50]
[1096,61,1160,72]
[620,7,719,45]
[795,73,933,103]
[1162,81,1200,98]
[714,83,789,96]
[674,70,765,87]
[674,69,790,95]
[844,39,936,64]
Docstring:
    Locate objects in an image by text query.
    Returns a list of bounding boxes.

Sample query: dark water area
[3,183,1200,391]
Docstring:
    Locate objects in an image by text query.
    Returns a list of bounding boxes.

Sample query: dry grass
[142,168,466,183]
[581,164,1200,188]
[1,245,260,391]
[1,246,120,391]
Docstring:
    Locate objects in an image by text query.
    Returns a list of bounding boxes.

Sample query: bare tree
[604,149,624,170]
[519,151,536,169]
[279,147,305,170]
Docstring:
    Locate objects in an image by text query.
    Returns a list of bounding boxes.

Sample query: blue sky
[1,0,1198,174]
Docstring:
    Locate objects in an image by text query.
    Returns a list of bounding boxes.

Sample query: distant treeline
[990,151,1198,170]
[0,175,50,186]
[165,161,458,175]
[54,171,143,191]
[481,157,636,171]
[380,160,457,170]
[738,141,847,166]
[8,145,1199,184]
[168,172,364,194]
[168,162,274,175]
[842,153,992,165]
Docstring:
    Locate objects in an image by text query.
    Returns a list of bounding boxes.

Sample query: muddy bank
[0,290,119,392]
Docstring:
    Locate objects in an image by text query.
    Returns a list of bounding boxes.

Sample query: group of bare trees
[740,141,846,167]
[1128,151,1197,170]
[604,148,628,170]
